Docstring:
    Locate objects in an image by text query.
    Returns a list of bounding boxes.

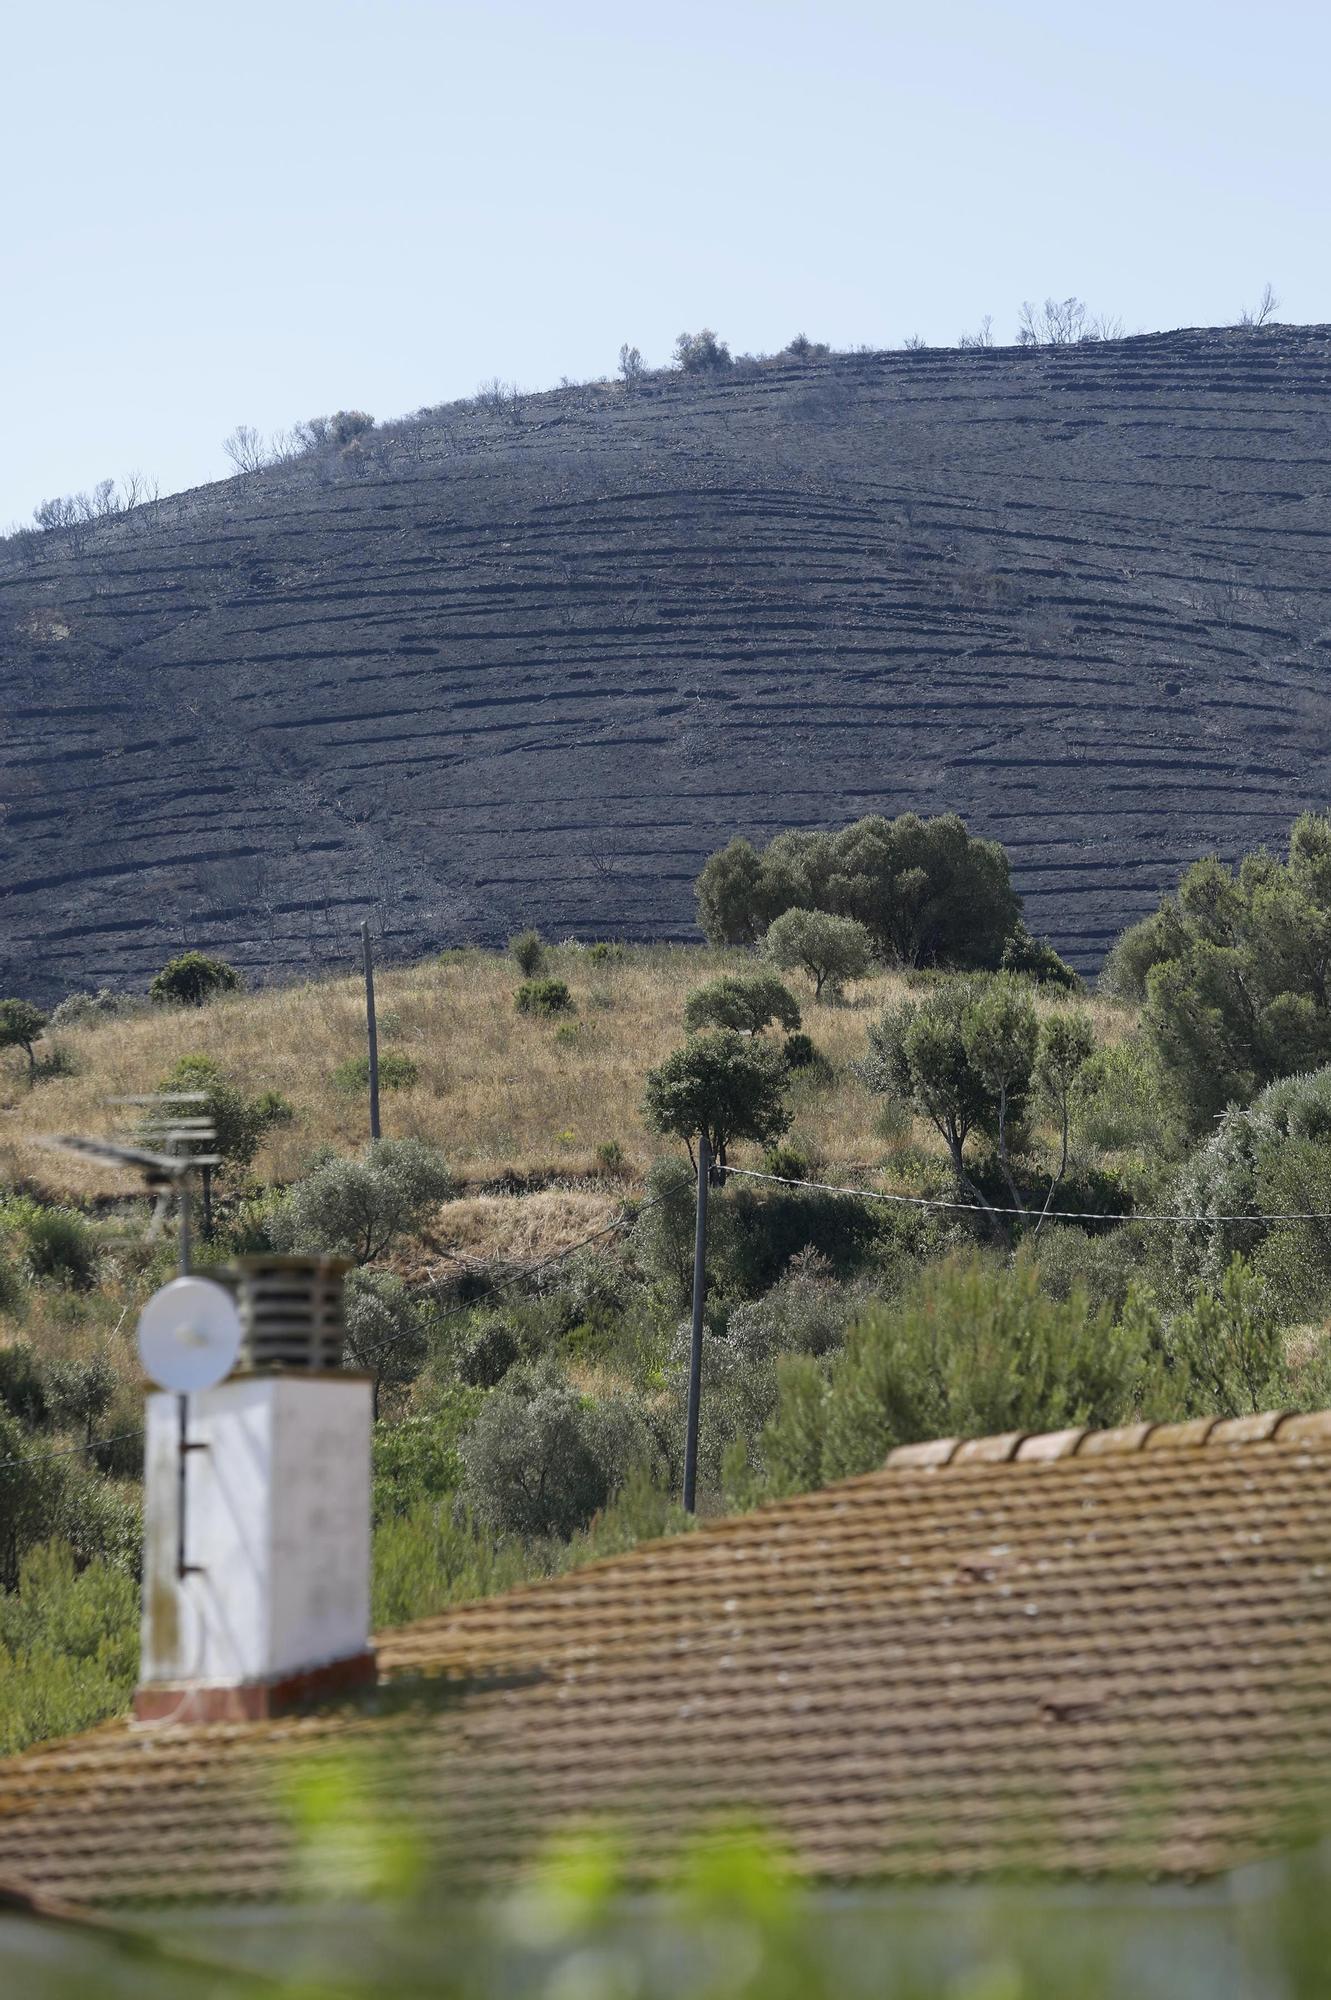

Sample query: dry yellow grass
[418,1188,626,1274]
[0,946,1136,1202]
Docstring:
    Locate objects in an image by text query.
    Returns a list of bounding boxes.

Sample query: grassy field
[0,945,1134,1208]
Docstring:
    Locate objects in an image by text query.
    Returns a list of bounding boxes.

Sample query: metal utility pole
[683,1131,711,1514]
[361,919,381,1142]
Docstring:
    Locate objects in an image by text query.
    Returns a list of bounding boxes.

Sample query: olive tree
[342,1269,430,1418]
[864,981,1097,1226]
[863,982,999,1214]
[683,974,801,1035]
[0,1000,45,1075]
[460,1358,649,1539]
[274,1138,453,1263]
[643,1030,791,1169]
[763,908,874,999]
[148,952,242,1007]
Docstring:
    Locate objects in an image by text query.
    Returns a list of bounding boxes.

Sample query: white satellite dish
[137,1277,243,1394]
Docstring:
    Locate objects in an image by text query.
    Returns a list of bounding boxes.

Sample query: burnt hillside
[4,323,1331,1000]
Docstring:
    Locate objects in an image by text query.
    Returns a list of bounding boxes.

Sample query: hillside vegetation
[0,943,1130,1204]
[5,323,1331,1000]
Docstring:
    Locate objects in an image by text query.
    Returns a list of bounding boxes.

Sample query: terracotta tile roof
[4,1410,1331,1908]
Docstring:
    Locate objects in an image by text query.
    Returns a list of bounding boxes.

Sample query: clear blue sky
[3,0,1327,526]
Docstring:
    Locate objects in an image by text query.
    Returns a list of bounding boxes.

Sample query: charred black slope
[4,323,1331,1000]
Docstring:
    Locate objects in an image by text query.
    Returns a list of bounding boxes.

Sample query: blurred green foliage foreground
[5,1777,1331,2000]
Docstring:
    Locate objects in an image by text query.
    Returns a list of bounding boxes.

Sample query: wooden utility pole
[361,919,381,1142]
[683,1131,711,1513]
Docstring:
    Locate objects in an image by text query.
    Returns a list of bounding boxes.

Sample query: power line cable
[0,1431,141,1472]
[716,1163,1331,1227]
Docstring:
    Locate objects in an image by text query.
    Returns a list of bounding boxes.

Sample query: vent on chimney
[217,1254,352,1372]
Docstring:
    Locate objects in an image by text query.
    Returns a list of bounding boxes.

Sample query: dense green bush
[1170,1067,1331,1316]
[45,1353,115,1444]
[252,1088,295,1126]
[0,1343,45,1426]
[1105,816,1331,1130]
[0,1541,137,1757]
[633,1155,886,1307]
[683,973,801,1035]
[149,951,242,1007]
[333,1049,420,1093]
[760,1251,1159,1496]
[459,1358,651,1539]
[1000,919,1082,989]
[515,978,573,1017]
[343,1269,431,1414]
[1165,1255,1288,1418]
[156,1053,280,1181]
[273,1138,453,1263]
[695,812,1020,969]
[0,1199,99,1289]
[371,1394,480,1525]
[762,908,874,998]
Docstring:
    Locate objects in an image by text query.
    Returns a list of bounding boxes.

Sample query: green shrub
[371,1395,480,1524]
[343,1270,430,1414]
[515,979,573,1017]
[761,1251,1157,1495]
[782,1031,820,1071]
[0,999,45,1075]
[460,1358,651,1540]
[1170,1067,1331,1317]
[0,1540,138,1756]
[47,988,136,1031]
[156,1054,272,1181]
[1075,1035,1170,1152]
[0,1261,26,1320]
[0,1200,99,1289]
[1166,1255,1287,1417]
[458,1317,521,1388]
[148,951,242,1007]
[252,1088,295,1126]
[45,1353,115,1444]
[333,1050,419,1093]
[633,1156,885,1305]
[29,1042,79,1083]
[0,1343,44,1426]
[587,942,624,966]
[370,1500,534,1631]
[509,929,545,977]
[674,327,733,372]
[1000,920,1082,989]
[273,1138,454,1264]
[595,1139,626,1176]
[1109,817,1331,1131]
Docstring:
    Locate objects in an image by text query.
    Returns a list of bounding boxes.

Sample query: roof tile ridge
[883,1405,1331,1473]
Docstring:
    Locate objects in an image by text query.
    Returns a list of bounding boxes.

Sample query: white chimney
[134,1256,375,1725]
